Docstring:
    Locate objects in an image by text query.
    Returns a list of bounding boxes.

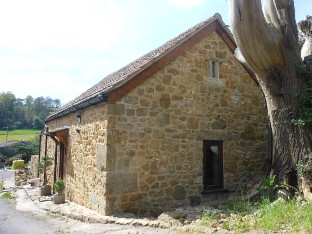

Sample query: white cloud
[167,0,205,9]
[0,0,130,50]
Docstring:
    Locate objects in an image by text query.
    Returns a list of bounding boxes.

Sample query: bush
[0,144,20,158]
[4,157,15,166]
[0,154,7,163]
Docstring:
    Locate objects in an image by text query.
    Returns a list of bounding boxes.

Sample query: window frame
[205,57,220,79]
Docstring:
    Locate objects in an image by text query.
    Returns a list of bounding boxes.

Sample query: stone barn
[40,14,267,216]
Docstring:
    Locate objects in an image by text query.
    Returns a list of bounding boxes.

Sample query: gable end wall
[104,32,267,216]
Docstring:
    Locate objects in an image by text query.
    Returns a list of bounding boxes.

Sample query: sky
[1,0,311,105]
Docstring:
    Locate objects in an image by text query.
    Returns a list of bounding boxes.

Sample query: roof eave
[45,92,108,122]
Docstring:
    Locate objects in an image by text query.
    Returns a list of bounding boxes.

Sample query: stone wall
[40,103,110,214]
[29,155,38,178]
[42,31,267,217]
[104,32,267,216]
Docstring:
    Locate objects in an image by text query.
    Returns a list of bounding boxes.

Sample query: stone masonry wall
[41,103,111,214]
[42,31,267,217]
[104,32,267,216]
[29,154,38,178]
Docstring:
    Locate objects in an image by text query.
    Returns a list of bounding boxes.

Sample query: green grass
[255,199,312,232]
[201,197,312,233]
[0,129,40,142]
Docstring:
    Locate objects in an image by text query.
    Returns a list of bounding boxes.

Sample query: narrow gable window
[206,57,220,78]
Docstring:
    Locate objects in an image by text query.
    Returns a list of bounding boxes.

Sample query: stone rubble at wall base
[25,186,234,231]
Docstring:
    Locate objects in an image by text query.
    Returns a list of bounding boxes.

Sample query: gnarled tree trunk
[228,0,312,199]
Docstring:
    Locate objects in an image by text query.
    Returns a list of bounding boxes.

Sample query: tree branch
[228,0,286,76]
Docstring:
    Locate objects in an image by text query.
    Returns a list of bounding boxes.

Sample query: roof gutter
[45,92,108,122]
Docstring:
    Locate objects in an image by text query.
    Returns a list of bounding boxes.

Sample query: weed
[201,211,219,225]
[1,191,13,199]
[227,190,252,215]
[0,180,3,191]
[297,153,312,177]
[259,175,278,201]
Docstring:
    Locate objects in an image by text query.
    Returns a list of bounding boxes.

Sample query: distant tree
[15,98,25,106]
[23,95,34,127]
[13,121,23,129]
[45,97,61,112]
[33,97,46,116]
[45,97,53,108]
[32,116,44,129]
[13,106,26,127]
[54,99,61,108]
[25,95,34,106]
[0,92,16,128]
[0,92,60,130]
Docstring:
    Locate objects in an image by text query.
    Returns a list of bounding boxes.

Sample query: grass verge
[201,197,312,233]
[255,199,312,232]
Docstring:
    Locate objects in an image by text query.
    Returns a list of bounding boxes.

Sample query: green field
[0,129,41,142]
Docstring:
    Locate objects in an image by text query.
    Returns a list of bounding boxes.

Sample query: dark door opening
[203,140,223,191]
[59,142,67,180]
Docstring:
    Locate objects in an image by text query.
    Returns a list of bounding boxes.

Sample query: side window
[203,140,223,191]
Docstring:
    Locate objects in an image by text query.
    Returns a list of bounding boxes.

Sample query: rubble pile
[15,169,31,186]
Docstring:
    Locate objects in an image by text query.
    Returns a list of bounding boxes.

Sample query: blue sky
[0,0,311,104]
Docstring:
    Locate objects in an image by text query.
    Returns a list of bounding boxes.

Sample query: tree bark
[228,0,312,199]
